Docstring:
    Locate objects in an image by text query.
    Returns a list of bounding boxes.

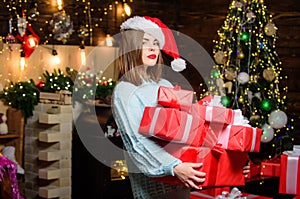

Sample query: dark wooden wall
[131,0,300,142]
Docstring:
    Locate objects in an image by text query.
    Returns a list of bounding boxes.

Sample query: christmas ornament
[211,68,220,79]
[264,22,277,36]
[16,24,40,58]
[5,19,16,47]
[224,81,233,94]
[50,10,74,44]
[246,11,256,23]
[77,25,89,39]
[247,90,261,103]
[259,42,265,49]
[249,115,260,122]
[214,51,226,64]
[237,72,249,84]
[268,110,288,129]
[260,99,272,111]
[263,67,276,81]
[240,32,249,41]
[216,78,225,96]
[261,123,274,143]
[17,17,27,37]
[36,80,44,89]
[234,1,243,8]
[225,67,237,80]
[221,96,231,107]
[237,51,245,59]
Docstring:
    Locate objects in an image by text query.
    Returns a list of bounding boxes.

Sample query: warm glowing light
[20,57,25,71]
[123,3,132,16]
[106,34,113,46]
[28,35,37,48]
[80,48,86,66]
[57,0,63,10]
[20,51,25,71]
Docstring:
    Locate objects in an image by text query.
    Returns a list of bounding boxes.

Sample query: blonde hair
[117,30,163,86]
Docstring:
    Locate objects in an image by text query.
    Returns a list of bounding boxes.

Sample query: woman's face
[142,33,160,67]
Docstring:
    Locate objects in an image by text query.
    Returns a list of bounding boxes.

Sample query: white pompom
[171,58,186,72]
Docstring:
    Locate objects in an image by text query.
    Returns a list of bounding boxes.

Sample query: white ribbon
[181,114,193,143]
[218,125,231,149]
[286,156,298,194]
[205,106,213,122]
[218,125,257,152]
[149,107,161,136]
[250,128,257,152]
[149,107,193,143]
[282,148,300,194]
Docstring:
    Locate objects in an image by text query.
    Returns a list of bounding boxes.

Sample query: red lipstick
[147,54,157,59]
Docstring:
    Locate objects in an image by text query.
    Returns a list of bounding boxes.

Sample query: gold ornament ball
[264,22,277,36]
[225,67,237,80]
[263,67,276,81]
[237,51,245,59]
[214,51,226,64]
[250,115,260,122]
[259,0,264,3]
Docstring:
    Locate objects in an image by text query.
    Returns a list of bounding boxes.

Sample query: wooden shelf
[0,133,20,139]
[0,108,25,168]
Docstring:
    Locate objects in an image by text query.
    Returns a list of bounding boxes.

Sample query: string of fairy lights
[1,0,133,46]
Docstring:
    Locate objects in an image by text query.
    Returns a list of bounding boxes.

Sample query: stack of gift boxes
[137,85,300,198]
[138,86,263,189]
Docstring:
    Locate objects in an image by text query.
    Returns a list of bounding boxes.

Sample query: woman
[112,16,249,199]
[112,16,205,199]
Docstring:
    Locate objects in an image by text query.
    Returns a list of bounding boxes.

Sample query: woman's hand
[173,162,206,190]
[243,162,250,178]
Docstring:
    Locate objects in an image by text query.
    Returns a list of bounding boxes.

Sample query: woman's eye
[153,42,159,46]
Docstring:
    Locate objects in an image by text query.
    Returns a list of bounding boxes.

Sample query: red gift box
[152,144,248,188]
[279,151,300,195]
[198,187,230,197]
[191,103,234,125]
[245,161,261,179]
[260,158,281,177]
[157,85,194,112]
[217,124,262,152]
[139,106,206,147]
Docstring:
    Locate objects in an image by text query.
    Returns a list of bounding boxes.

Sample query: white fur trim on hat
[120,16,165,48]
[171,58,186,72]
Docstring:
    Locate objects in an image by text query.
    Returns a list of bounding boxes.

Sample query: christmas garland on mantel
[0,67,116,122]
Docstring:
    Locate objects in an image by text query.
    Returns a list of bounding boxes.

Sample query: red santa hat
[120,16,186,72]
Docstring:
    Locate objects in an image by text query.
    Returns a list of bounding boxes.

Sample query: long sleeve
[112,80,182,177]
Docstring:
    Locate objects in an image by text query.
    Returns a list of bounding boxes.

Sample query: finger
[187,179,201,190]
[193,170,206,177]
[190,162,203,168]
[243,169,250,174]
[243,165,250,169]
[191,176,206,184]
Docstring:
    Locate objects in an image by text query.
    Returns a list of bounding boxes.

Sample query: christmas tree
[209,0,295,161]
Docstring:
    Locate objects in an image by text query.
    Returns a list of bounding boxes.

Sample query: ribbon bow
[215,187,247,199]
